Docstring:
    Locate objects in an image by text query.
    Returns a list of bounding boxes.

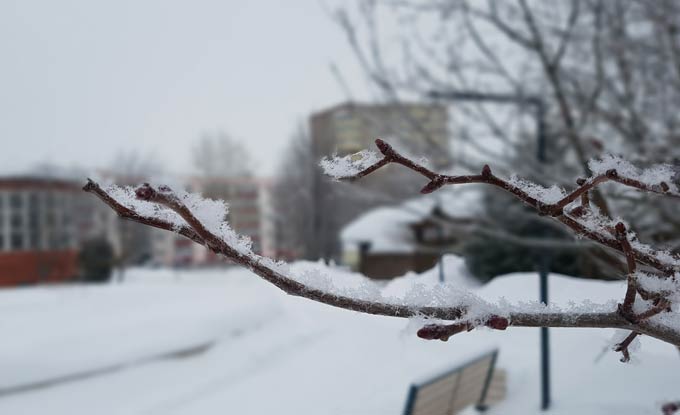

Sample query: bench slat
[411,374,460,413]
[403,350,505,415]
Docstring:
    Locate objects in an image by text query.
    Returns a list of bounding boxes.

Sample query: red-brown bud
[662,402,679,415]
[375,139,392,156]
[485,315,509,330]
[135,184,156,201]
[417,323,471,341]
[615,222,627,234]
[481,165,492,178]
[421,176,444,194]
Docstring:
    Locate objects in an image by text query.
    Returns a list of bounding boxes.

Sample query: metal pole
[438,256,445,283]
[536,101,547,163]
[429,89,552,409]
[438,225,445,283]
[535,100,551,411]
[539,261,551,410]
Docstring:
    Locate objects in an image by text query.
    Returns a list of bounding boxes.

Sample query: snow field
[0,259,678,414]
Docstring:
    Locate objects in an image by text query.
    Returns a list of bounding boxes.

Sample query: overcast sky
[0,0,370,177]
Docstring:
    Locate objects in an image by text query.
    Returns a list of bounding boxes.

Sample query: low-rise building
[0,177,118,285]
[0,173,272,284]
[341,186,482,279]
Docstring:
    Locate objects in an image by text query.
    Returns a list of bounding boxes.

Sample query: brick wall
[0,250,78,286]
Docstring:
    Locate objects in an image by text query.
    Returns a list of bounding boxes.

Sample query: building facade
[307,101,451,261]
[0,177,118,285]
[310,101,450,166]
[0,173,271,284]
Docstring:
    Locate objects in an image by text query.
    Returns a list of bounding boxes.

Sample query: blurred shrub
[78,237,114,282]
[462,189,610,283]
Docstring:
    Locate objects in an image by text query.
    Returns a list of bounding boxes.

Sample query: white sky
[0,0,370,177]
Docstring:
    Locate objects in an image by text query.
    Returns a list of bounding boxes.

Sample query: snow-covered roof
[341,186,484,253]
[341,206,421,253]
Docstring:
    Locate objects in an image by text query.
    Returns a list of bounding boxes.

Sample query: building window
[45,212,55,227]
[28,192,39,209]
[11,233,24,250]
[10,213,23,229]
[49,233,59,249]
[29,211,39,228]
[29,232,40,250]
[44,193,54,209]
[10,193,23,209]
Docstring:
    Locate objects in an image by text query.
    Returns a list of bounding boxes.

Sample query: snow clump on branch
[589,154,679,192]
[320,150,382,179]
[106,184,255,256]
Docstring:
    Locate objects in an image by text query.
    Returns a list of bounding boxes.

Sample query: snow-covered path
[0,261,678,414]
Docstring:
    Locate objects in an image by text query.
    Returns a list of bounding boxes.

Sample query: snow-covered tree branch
[84,139,680,361]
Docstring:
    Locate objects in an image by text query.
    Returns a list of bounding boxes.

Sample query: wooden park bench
[402,349,506,415]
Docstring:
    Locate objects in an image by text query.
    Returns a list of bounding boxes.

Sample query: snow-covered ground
[0,257,678,415]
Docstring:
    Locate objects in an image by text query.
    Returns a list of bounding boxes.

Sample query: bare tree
[106,151,167,280]
[192,131,251,178]
[270,125,317,260]
[332,0,680,274]
[273,120,439,261]
[84,139,680,359]
[110,151,164,182]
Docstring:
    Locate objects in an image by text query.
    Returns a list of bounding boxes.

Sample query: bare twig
[417,315,509,341]
[615,222,637,317]
[83,180,205,245]
[614,331,640,362]
[83,140,680,352]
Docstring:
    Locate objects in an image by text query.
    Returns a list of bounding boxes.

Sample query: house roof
[341,185,483,254]
[0,176,81,192]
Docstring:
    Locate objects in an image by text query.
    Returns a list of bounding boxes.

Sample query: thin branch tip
[615,222,626,233]
[614,331,640,363]
[417,315,509,342]
[481,164,492,178]
[374,138,393,156]
[420,176,444,194]
[82,179,96,191]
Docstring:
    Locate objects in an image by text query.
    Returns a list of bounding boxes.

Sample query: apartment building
[310,101,450,167]
[304,101,451,261]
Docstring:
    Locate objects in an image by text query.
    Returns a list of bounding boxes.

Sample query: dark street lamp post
[428,90,551,411]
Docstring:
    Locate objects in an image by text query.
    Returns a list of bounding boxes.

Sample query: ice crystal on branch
[507,174,567,204]
[589,154,679,193]
[319,150,382,179]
